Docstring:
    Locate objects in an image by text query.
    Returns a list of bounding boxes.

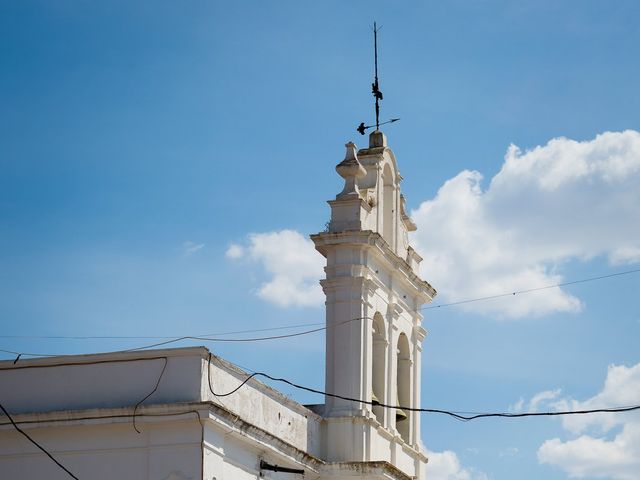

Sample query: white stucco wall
[1,351,202,416]
[204,355,322,456]
[0,413,203,480]
[0,347,321,453]
[0,347,333,480]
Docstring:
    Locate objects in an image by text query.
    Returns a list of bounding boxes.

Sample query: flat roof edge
[0,346,211,370]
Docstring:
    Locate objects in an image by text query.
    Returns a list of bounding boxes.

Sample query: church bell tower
[310,130,436,479]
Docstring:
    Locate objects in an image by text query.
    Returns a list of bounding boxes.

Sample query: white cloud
[527,388,562,412]
[538,428,640,480]
[182,241,205,256]
[426,450,488,480]
[412,130,640,318]
[530,389,562,413]
[226,230,324,307]
[499,446,519,458]
[509,397,525,413]
[227,131,640,315]
[225,243,244,259]
[510,389,563,413]
[533,363,640,479]
[555,363,640,435]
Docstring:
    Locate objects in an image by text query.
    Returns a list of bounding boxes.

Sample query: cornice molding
[310,230,437,303]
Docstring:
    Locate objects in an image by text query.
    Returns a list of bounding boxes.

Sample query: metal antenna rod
[357,22,398,136]
[372,22,382,131]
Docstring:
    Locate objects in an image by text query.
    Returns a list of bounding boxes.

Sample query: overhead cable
[205,356,640,422]
[0,318,366,360]
[132,357,168,433]
[0,406,205,480]
[0,401,79,479]
[2,267,639,346]
[0,327,326,358]
[422,267,640,310]
[2,267,640,360]
[0,322,324,340]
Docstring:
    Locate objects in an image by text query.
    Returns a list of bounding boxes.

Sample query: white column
[412,320,427,448]
[323,275,368,417]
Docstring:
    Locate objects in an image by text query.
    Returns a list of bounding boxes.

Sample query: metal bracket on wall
[260,459,305,476]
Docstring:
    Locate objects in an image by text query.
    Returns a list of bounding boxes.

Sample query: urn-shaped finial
[335,142,367,199]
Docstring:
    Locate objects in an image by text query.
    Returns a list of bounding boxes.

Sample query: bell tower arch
[311,131,436,479]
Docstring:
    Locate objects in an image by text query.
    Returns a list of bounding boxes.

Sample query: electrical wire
[422,267,640,310]
[1,353,175,436]
[0,349,637,480]
[0,409,204,428]
[0,355,170,371]
[0,401,79,479]
[132,357,168,433]
[0,406,206,479]
[1,348,67,358]
[122,327,327,352]
[205,362,640,423]
[2,267,639,360]
[0,322,325,340]
[0,329,326,359]
[0,318,370,360]
[2,267,639,348]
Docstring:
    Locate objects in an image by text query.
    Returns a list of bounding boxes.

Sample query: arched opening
[372,313,386,423]
[382,164,394,247]
[396,333,411,442]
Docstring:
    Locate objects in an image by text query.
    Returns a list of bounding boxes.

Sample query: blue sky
[1,1,640,479]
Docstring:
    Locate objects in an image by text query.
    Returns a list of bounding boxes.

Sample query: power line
[205,357,640,422]
[2,267,639,345]
[0,318,367,359]
[132,357,168,433]
[0,408,203,428]
[0,324,329,359]
[0,406,205,480]
[2,267,639,360]
[0,322,324,341]
[0,347,637,480]
[422,267,640,310]
[0,401,79,479]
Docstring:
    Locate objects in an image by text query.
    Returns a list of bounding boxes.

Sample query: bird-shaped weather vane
[357,22,400,136]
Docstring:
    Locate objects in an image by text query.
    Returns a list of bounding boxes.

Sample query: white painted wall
[0,414,203,480]
[1,348,413,480]
[0,347,323,480]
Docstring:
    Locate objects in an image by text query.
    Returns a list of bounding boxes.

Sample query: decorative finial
[335,142,366,199]
[356,23,401,136]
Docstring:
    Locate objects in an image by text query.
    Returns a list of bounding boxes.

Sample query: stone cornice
[310,230,437,303]
[413,325,427,342]
[327,196,372,213]
[363,277,379,297]
[321,461,414,480]
[322,415,428,469]
[320,276,368,294]
[388,302,404,317]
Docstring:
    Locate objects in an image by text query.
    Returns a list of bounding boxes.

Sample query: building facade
[0,130,436,480]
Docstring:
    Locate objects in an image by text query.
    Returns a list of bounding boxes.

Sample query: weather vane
[357,22,400,136]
